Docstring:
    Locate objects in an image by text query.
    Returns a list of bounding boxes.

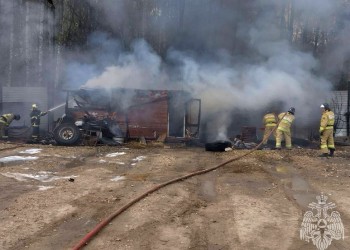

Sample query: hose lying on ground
[71,114,286,250]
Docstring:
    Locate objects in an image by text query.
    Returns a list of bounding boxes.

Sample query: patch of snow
[19,148,42,154]
[38,186,54,191]
[38,171,57,175]
[1,172,78,182]
[0,156,38,163]
[131,163,137,166]
[53,154,77,159]
[132,156,146,162]
[99,159,107,163]
[116,162,125,165]
[106,152,126,157]
[110,176,126,182]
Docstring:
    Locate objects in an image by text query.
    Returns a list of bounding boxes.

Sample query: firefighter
[30,104,48,141]
[262,111,277,145]
[275,107,295,150]
[319,103,335,157]
[0,113,21,139]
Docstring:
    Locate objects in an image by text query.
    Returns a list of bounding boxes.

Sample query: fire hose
[71,113,287,250]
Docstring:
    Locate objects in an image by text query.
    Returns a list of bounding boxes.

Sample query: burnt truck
[52,88,201,145]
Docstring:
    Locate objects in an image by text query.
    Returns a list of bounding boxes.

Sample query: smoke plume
[64,0,350,140]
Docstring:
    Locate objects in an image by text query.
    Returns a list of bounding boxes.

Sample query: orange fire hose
[71,113,287,250]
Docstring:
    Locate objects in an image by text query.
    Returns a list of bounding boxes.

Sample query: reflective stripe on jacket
[320,110,335,132]
[0,114,15,126]
[30,109,47,126]
[263,113,277,127]
[277,112,295,132]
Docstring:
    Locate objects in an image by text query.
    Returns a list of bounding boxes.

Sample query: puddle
[262,164,320,209]
[0,156,38,163]
[291,176,310,191]
[199,178,217,202]
[292,193,318,208]
[1,172,78,182]
[19,148,42,154]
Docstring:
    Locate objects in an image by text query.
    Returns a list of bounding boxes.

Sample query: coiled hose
[71,115,285,250]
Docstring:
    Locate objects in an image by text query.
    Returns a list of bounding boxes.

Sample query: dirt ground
[0,141,350,250]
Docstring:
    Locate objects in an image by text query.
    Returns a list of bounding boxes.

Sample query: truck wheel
[54,123,81,145]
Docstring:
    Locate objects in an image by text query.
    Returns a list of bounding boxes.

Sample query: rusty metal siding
[64,88,196,140]
[127,99,168,138]
[109,89,169,139]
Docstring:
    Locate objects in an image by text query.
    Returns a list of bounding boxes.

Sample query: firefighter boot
[329,148,335,157]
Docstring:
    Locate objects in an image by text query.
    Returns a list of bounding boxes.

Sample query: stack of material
[241,127,257,142]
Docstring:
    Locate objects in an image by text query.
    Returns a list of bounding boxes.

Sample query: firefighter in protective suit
[319,103,335,157]
[0,114,21,139]
[30,104,48,141]
[275,107,295,149]
[262,111,277,145]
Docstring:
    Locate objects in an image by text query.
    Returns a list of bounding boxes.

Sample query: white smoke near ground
[64,0,350,141]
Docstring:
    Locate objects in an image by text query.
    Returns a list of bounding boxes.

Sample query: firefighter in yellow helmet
[319,103,335,157]
[30,104,48,141]
[262,111,277,145]
[0,113,21,139]
[275,107,295,149]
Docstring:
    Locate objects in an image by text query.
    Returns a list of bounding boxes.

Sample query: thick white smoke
[83,40,169,90]
[64,0,350,140]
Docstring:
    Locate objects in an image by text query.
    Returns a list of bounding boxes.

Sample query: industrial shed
[55,88,201,144]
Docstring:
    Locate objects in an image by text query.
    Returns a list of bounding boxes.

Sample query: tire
[205,140,232,152]
[53,123,81,145]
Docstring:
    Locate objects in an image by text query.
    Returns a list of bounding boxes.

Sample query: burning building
[51,88,201,145]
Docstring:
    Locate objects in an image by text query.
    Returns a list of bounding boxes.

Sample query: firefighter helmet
[14,114,20,120]
[32,104,38,109]
[320,103,330,110]
[288,107,295,115]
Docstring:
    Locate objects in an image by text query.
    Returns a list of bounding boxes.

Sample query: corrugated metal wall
[331,91,348,136]
[1,87,48,130]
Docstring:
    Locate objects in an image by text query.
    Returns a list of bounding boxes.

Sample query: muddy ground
[0,141,350,250]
